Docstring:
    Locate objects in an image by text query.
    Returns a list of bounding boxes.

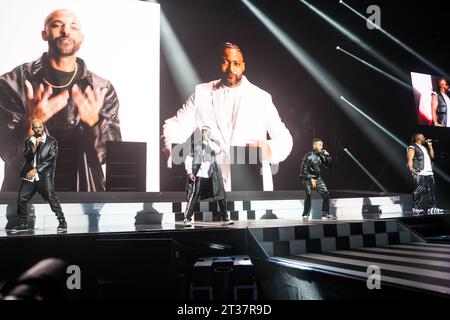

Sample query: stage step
[269,243,450,297]
[248,220,424,256]
[248,220,450,298]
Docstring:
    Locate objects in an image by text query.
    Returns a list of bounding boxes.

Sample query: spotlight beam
[340,96,407,148]
[299,0,409,82]
[242,0,410,181]
[341,96,450,184]
[159,7,201,99]
[336,46,412,90]
[343,148,387,192]
[339,1,449,78]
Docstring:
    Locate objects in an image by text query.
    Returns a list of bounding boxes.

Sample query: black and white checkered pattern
[250,220,422,256]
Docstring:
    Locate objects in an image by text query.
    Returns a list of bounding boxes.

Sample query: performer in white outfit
[162,42,293,191]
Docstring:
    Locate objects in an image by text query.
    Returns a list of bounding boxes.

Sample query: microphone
[425,139,438,143]
[36,132,43,137]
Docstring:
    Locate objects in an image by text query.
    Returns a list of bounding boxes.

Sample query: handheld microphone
[36,132,43,137]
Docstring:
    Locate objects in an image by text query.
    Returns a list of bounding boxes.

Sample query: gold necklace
[43,63,78,89]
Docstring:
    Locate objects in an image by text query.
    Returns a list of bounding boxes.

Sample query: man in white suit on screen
[162,42,293,191]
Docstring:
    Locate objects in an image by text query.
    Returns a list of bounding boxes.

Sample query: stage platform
[1,190,448,300]
[0,190,414,236]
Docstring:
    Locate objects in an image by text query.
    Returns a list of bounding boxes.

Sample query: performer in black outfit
[13,119,67,232]
[406,133,444,215]
[300,138,334,220]
[183,126,233,226]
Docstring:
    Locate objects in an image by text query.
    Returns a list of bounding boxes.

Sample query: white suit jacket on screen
[163,76,293,191]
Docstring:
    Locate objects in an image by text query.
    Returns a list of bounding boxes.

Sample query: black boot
[12,220,30,233]
[57,218,67,232]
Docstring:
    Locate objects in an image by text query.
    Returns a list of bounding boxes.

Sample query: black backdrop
[158,0,450,205]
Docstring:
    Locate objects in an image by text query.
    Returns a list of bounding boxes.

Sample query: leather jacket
[300,151,332,180]
[410,144,433,173]
[186,139,226,201]
[20,135,58,179]
[0,53,121,191]
[435,92,448,126]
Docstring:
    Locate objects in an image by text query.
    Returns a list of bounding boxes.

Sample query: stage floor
[2,213,448,238]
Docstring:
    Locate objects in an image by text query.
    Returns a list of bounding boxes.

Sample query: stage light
[299,0,409,82]
[343,148,387,192]
[340,96,450,184]
[241,0,409,180]
[339,1,449,78]
[340,96,407,148]
[147,0,200,99]
[336,46,411,90]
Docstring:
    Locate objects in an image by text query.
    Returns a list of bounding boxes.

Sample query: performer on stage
[407,133,444,215]
[300,138,334,220]
[183,126,233,226]
[0,9,121,192]
[13,119,67,232]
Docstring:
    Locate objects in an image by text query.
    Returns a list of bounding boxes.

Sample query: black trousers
[185,177,227,220]
[412,175,436,210]
[17,176,65,223]
[302,177,330,215]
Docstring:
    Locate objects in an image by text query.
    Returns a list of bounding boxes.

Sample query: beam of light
[336,46,412,90]
[299,0,409,82]
[341,96,450,184]
[343,148,387,192]
[241,0,409,180]
[147,0,200,99]
[339,0,449,78]
[340,96,407,148]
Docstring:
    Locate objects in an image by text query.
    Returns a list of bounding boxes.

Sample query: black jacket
[300,151,332,180]
[20,135,58,179]
[185,139,226,201]
[409,144,433,173]
[0,53,121,191]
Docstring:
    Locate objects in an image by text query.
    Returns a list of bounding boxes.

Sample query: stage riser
[249,220,423,256]
[0,195,412,219]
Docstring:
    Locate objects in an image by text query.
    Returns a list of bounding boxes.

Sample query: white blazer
[163,76,293,191]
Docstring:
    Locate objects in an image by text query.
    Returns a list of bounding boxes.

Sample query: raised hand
[25,80,69,133]
[72,84,107,127]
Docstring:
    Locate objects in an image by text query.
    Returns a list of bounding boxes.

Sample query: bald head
[32,119,43,127]
[31,119,44,136]
[44,9,80,29]
[42,9,84,57]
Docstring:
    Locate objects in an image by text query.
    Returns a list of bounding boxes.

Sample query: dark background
[158,0,450,206]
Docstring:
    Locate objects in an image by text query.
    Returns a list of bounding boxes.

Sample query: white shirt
[28,133,47,181]
[412,143,433,176]
[185,140,222,178]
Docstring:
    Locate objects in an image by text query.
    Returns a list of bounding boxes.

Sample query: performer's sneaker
[57,219,67,232]
[321,214,336,220]
[12,223,30,233]
[302,214,310,221]
[221,217,234,226]
[183,218,193,227]
[428,207,444,215]
[412,208,426,215]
